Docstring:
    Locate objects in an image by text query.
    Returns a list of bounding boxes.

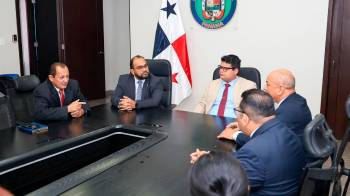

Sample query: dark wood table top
[0,104,236,195]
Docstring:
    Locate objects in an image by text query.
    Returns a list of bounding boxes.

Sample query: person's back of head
[190,151,249,196]
[239,89,275,122]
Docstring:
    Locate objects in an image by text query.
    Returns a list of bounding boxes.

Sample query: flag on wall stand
[152,0,192,105]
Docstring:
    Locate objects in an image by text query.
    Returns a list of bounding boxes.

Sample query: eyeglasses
[217,65,235,72]
[233,107,244,116]
[133,64,148,70]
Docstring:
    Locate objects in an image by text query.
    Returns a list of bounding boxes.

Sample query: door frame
[321,0,347,138]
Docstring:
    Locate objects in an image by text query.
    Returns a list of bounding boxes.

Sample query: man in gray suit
[111,55,163,110]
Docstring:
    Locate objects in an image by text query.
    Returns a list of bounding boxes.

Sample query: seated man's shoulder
[69,78,78,85]
[34,80,49,93]
[148,74,162,84]
[292,93,308,104]
[237,77,256,87]
[118,74,132,83]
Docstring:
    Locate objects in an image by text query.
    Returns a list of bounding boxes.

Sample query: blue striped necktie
[136,80,143,101]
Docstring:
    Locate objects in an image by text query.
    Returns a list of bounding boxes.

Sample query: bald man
[218,68,312,148]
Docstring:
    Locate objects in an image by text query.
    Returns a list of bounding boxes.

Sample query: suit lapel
[207,79,221,113]
[141,76,150,99]
[232,77,242,108]
[251,118,279,139]
[129,75,136,100]
[47,80,61,106]
[64,82,73,105]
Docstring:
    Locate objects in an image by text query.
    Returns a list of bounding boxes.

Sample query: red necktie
[59,89,65,107]
[218,83,230,117]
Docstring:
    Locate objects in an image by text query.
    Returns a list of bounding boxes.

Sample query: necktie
[136,80,143,101]
[59,89,65,107]
[217,83,230,117]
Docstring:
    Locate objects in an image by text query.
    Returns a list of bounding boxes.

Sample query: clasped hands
[190,122,239,164]
[67,99,85,118]
[118,96,136,111]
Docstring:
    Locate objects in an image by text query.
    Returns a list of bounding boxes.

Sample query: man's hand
[217,122,239,140]
[190,149,210,164]
[67,99,84,113]
[118,96,136,111]
[71,108,85,118]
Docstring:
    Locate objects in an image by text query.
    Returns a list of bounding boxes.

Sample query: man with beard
[33,62,89,121]
[111,55,163,110]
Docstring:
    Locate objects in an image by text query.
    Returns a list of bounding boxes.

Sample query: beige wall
[130,0,329,115]
[0,0,20,75]
[103,0,131,91]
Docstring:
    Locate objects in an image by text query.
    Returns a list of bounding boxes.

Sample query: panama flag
[152,0,192,105]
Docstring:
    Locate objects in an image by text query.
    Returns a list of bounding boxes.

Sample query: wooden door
[57,0,105,100]
[27,0,59,81]
[321,0,350,138]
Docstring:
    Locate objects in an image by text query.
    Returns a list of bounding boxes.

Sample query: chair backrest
[212,66,261,89]
[147,59,172,108]
[0,92,16,130]
[299,114,338,196]
[303,114,337,161]
[7,75,40,122]
[0,76,18,95]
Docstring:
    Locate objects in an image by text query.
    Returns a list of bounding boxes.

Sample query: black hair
[130,55,145,69]
[190,151,249,196]
[49,62,67,76]
[239,89,275,120]
[221,54,241,69]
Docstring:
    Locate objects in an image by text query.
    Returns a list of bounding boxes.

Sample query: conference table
[0,104,236,195]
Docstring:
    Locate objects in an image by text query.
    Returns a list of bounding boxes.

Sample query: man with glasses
[111,55,163,110]
[194,54,256,118]
[191,89,306,195]
[218,69,312,149]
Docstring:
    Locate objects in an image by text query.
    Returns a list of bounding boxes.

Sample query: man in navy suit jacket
[218,69,312,149]
[111,55,163,110]
[33,63,89,121]
[191,89,306,195]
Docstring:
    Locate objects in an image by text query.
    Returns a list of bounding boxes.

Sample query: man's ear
[233,68,239,75]
[48,75,54,82]
[130,69,135,76]
[241,113,250,125]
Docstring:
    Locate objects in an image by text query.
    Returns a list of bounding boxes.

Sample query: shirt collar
[276,96,288,109]
[54,86,62,93]
[221,77,238,86]
[250,125,261,138]
[134,77,145,84]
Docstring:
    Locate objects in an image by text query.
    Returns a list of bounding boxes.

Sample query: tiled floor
[88,97,350,195]
[324,141,350,195]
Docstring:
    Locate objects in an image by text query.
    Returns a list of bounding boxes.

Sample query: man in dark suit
[218,69,312,148]
[111,55,163,110]
[191,89,306,195]
[33,63,89,121]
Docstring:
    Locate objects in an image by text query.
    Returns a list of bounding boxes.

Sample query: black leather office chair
[300,97,350,196]
[0,92,16,130]
[147,59,172,109]
[212,66,261,89]
[0,76,17,95]
[7,75,40,122]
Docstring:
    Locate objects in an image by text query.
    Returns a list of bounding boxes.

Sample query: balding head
[269,69,295,89]
[264,68,296,102]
